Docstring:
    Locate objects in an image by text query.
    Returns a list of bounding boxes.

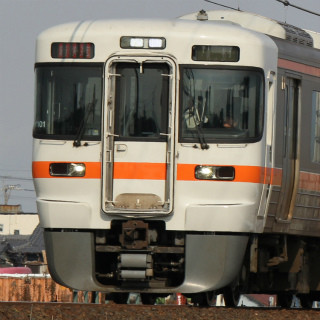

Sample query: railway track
[1,302,319,320]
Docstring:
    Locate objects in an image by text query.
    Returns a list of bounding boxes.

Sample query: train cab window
[312,91,320,163]
[180,67,264,143]
[33,64,103,140]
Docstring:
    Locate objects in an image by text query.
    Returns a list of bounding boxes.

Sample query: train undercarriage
[93,220,320,307]
[95,220,185,289]
[248,234,320,308]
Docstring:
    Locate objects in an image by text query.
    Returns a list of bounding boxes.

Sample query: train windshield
[33,64,103,140]
[180,67,264,143]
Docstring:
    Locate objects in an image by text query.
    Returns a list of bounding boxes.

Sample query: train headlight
[195,165,235,181]
[195,166,215,179]
[70,163,86,177]
[129,38,144,48]
[148,38,163,48]
[120,36,166,49]
[49,163,86,177]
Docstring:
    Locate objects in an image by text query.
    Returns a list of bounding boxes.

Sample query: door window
[114,63,170,140]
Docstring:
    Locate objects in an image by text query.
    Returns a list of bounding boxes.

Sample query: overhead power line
[0,175,32,181]
[275,0,320,17]
[204,0,320,17]
[204,0,240,11]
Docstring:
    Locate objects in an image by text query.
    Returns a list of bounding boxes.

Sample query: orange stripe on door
[32,161,101,179]
[113,162,167,180]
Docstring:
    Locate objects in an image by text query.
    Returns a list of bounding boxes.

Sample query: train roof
[180,10,320,50]
[36,16,278,65]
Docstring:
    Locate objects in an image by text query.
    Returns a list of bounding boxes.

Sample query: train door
[276,77,300,222]
[102,57,175,215]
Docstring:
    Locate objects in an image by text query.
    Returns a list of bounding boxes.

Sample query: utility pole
[2,184,21,205]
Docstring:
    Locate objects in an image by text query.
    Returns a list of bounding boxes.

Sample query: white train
[33,10,320,306]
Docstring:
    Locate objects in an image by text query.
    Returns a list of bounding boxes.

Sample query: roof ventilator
[279,22,313,47]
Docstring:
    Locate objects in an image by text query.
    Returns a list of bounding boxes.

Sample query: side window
[312,91,320,163]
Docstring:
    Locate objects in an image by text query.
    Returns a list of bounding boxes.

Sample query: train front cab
[33,16,279,305]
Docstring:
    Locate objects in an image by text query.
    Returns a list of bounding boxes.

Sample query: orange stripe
[299,171,320,192]
[32,161,101,179]
[234,165,265,184]
[177,164,266,183]
[272,168,282,187]
[32,160,320,193]
[113,162,167,180]
[278,58,320,77]
[265,168,320,193]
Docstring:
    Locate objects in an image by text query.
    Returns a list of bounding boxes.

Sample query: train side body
[265,38,320,236]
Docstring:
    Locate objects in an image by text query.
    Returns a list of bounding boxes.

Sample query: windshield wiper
[188,105,209,150]
[195,121,209,150]
[73,85,97,147]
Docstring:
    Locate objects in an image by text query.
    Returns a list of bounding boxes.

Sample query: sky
[0,0,320,212]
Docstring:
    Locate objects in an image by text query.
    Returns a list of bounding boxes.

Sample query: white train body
[33,10,320,305]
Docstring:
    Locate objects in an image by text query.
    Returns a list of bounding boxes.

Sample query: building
[0,224,46,273]
[0,210,39,235]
